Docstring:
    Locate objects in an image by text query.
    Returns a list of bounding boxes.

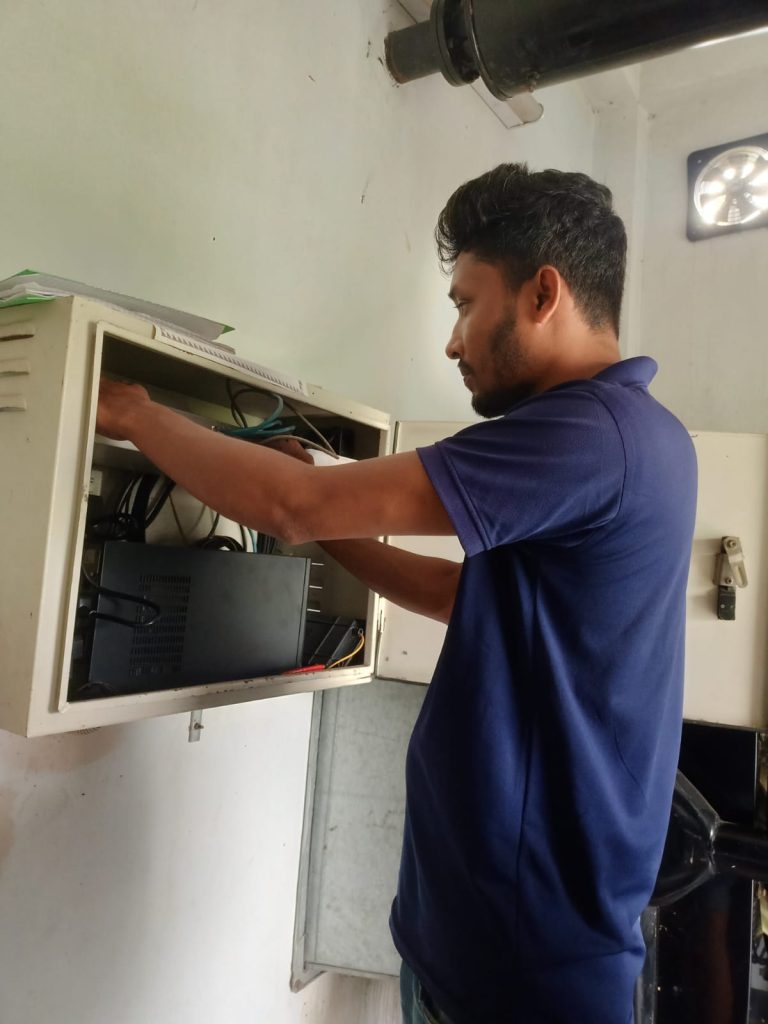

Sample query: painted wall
[0,3,596,1023]
[631,57,768,432]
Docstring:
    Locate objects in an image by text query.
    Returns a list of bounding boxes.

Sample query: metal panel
[684,432,768,727]
[295,679,427,981]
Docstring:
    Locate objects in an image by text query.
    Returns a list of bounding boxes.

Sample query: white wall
[0,3,597,1024]
[591,96,650,358]
[630,55,768,432]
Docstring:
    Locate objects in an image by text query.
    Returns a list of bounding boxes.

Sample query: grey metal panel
[301,678,427,977]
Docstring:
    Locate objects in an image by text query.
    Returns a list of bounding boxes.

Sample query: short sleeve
[417,388,626,556]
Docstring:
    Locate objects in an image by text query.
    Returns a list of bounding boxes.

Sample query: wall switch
[89,469,103,496]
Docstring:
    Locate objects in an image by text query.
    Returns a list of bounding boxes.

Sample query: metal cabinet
[0,298,418,736]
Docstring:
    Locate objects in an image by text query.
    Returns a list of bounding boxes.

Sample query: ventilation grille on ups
[128,573,191,677]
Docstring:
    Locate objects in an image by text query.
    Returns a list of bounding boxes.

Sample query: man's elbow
[434,595,455,626]
[267,495,317,547]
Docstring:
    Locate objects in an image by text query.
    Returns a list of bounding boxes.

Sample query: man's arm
[319,540,461,624]
[261,439,460,623]
[97,380,456,544]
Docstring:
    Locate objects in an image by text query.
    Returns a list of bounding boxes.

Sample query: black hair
[436,163,627,334]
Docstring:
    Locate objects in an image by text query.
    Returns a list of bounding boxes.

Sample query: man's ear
[527,266,561,325]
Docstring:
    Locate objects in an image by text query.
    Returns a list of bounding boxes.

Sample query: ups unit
[76,542,310,699]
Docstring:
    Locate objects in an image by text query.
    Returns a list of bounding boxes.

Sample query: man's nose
[445,326,461,360]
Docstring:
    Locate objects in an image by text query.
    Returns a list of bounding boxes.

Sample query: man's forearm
[319,539,461,624]
[117,401,310,540]
[98,383,456,544]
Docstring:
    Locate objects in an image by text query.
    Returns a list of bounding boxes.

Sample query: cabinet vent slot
[128,573,191,676]
[0,393,26,412]
[0,357,31,377]
[0,321,35,342]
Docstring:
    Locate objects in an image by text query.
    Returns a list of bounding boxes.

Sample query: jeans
[400,960,456,1024]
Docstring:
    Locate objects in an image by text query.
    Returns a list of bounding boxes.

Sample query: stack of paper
[0,270,234,351]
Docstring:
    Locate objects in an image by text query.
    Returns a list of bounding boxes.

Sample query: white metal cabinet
[683,431,768,727]
[292,429,768,988]
[0,297,397,737]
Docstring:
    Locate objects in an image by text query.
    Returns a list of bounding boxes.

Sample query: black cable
[130,474,159,542]
[145,477,176,527]
[256,533,277,555]
[89,473,144,541]
[204,513,220,541]
[197,535,244,551]
[87,512,141,542]
[81,568,160,628]
[226,378,249,428]
[118,475,142,515]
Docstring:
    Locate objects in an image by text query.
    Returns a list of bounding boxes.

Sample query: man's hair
[436,163,627,334]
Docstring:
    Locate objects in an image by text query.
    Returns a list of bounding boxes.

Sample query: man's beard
[469,312,536,418]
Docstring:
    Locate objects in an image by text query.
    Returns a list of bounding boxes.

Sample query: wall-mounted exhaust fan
[688,134,768,241]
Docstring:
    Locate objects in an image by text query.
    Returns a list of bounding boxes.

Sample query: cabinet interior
[66,331,383,704]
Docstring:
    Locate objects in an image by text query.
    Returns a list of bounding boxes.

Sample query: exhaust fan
[688,133,768,241]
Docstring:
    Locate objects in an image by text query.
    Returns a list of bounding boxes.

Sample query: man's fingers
[263,438,314,464]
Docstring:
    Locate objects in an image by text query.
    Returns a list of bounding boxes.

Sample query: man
[97,163,697,1024]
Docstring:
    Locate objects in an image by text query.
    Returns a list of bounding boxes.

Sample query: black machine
[636,724,768,1023]
[74,542,310,698]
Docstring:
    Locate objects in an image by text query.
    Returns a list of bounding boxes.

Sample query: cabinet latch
[714,536,747,621]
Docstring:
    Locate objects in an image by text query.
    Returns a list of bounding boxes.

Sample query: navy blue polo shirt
[390,358,697,1024]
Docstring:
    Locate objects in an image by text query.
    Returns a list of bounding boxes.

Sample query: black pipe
[386,0,768,100]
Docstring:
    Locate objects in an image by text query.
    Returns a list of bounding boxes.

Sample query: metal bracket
[188,709,204,742]
[714,536,747,620]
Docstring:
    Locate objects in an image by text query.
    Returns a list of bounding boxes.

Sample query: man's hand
[97,379,152,441]
[262,437,314,464]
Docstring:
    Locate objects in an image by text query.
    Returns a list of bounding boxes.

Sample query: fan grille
[694,145,768,228]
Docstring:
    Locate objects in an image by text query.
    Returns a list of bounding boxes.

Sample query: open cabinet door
[291,420,470,990]
[375,421,469,683]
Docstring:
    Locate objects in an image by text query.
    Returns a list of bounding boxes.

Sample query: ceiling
[580,28,768,113]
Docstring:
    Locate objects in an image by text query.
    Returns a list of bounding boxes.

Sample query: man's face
[446,252,536,418]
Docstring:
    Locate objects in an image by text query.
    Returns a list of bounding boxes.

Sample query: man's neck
[534,337,621,395]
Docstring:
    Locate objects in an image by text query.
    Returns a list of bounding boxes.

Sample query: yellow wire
[326,631,365,670]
